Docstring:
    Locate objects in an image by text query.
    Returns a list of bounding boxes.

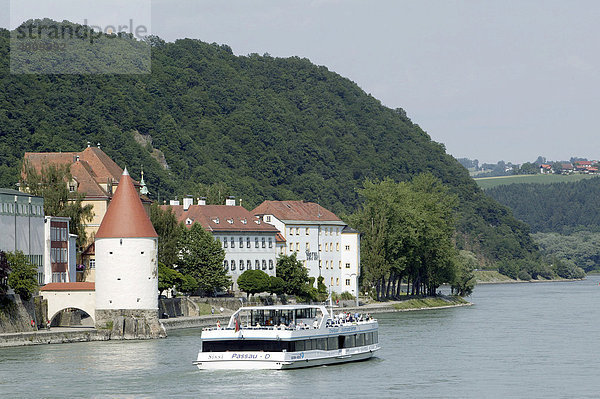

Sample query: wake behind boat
[194,304,380,370]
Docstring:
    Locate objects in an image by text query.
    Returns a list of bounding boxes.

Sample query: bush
[340,291,354,300]
[7,251,37,301]
[517,270,532,281]
[237,270,270,298]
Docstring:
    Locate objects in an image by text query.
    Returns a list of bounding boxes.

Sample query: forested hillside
[485,177,600,234]
[0,21,538,267]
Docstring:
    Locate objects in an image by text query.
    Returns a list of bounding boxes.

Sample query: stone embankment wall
[95,309,166,339]
[0,295,47,333]
[0,328,111,347]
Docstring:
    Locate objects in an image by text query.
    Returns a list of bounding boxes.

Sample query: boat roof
[237,304,326,312]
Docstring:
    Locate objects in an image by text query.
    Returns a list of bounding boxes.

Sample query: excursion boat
[194,304,380,370]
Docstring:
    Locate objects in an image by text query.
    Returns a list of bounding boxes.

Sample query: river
[2,276,600,398]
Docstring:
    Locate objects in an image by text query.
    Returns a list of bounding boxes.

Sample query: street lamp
[349,273,358,307]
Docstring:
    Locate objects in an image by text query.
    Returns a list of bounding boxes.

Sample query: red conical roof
[95,169,157,239]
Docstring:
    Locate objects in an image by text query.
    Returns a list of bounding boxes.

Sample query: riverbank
[475,270,584,284]
[0,296,471,346]
[161,295,472,331]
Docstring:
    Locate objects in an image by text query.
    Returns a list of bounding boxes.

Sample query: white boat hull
[194,344,380,370]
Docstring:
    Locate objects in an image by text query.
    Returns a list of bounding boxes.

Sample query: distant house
[540,164,552,174]
[561,163,574,174]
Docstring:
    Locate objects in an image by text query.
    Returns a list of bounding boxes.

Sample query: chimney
[183,196,193,211]
[225,196,236,206]
[169,199,180,206]
[198,197,207,206]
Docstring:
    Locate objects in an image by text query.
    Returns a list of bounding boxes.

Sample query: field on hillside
[474,174,596,189]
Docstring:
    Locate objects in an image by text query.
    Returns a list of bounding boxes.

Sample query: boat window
[344,335,356,348]
[202,340,294,352]
[356,333,365,347]
[295,340,305,351]
[327,337,338,350]
[365,332,373,345]
[374,331,378,343]
[317,338,327,351]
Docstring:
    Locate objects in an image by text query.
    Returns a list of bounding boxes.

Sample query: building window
[247,260,251,269]
[346,263,351,268]
[339,261,342,269]
[262,237,266,248]
[306,242,310,251]
[255,238,259,248]
[230,237,235,248]
[319,243,322,251]
[336,243,339,251]
[345,245,350,251]
[240,261,245,271]
[289,227,293,236]
[262,260,267,270]
[224,238,228,248]
[239,237,244,248]
[266,216,271,222]
[255,260,260,270]
[231,260,236,271]
[269,259,274,270]
[336,278,339,286]
[268,238,273,248]
[89,259,96,269]
[296,242,299,251]
[296,227,300,235]
[305,227,310,235]
[224,260,229,270]
[247,237,251,248]
[345,279,351,286]
[331,277,334,286]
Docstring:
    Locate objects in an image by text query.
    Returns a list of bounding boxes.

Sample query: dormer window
[227,218,234,224]
[185,218,193,225]
[241,218,247,224]
[212,218,219,224]
[254,220,261,225]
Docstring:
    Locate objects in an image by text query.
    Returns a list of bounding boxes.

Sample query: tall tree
[237,269,270,298]
[7,251,38,301]
[276,253,310,296]
[20,162,93,249]
[176,223,229,294]
[150,204,185,267]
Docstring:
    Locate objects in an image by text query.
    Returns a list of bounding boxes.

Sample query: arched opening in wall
[50,308,94,328]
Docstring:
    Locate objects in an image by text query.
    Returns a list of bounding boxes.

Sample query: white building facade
[164,197,279,292]
[0,188,45,284]
[253,200,360,295]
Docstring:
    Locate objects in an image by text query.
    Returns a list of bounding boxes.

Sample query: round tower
[94,169,163,338]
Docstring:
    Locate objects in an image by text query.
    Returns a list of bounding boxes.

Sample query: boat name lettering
[208,354,223,360]
[290,352,305,360]
[231,353,259,360]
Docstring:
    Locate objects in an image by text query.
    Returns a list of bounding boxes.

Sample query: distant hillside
[475,174,596,190]
[0,21,539,266]
[485,177,600,234]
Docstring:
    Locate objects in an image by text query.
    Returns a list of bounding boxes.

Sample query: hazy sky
[3,0,600,164]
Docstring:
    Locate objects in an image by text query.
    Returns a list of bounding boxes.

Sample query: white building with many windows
[253,200,360,295]
[0,188,45,284]
[164,197,280,292]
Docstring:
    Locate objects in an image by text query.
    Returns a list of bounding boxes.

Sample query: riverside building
[0,188,45,284]
[164,197,279,292]
[253,200,360,296]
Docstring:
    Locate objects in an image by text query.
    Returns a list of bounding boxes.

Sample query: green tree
[177,274,199,295]
[150,204,185,267]
[276,253,309,296]
[21,162,93,250]
[158,261,183,296]
[451,250,477,296]
[237,269,270,298]
[0,251,10,296]
[176,223,230,294]
[7,251,38,301]
[267,276,285,295]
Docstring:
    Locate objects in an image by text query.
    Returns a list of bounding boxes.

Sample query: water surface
[2,276,599,398]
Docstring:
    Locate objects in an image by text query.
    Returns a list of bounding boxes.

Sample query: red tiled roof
[95,170,157,239]
[275,232,286,243]
[163,204,279,233]
[252,200,342,222]
[23,147,149,202]
[40,282,95,291]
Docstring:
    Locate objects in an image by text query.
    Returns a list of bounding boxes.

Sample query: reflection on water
[3,276,600,398]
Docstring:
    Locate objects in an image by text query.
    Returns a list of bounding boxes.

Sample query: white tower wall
[95,237,158,310]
